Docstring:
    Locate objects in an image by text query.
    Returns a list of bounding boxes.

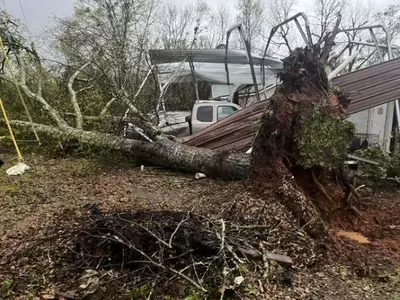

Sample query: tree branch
[1,54,69,129]
[67,60,93,129]
[77,84,95,94]
[100,97,117,116]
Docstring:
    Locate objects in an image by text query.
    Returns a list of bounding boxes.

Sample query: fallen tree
[7,47,361,239]
[10,121,250,179]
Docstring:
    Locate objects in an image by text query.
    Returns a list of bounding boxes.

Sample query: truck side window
[197,106,213,122]
[217,106,238,121]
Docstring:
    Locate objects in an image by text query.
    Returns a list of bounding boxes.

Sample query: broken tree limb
[9,121,250,179]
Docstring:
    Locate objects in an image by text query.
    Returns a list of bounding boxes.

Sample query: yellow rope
[0,37,40,144]
[0,96,23,161]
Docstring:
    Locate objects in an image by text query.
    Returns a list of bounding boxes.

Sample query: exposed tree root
[250,47,359,237]
[311,169,332,202]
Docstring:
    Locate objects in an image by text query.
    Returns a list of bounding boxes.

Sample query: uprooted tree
[251,47,357,237]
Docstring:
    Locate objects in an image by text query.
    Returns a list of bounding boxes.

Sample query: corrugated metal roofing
[183,57,400,151]
[333,56,400,114]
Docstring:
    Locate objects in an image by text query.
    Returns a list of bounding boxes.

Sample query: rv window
[197,106,213,122]
[217,106,238,121]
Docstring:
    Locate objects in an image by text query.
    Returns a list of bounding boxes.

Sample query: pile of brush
[72,206,294,295]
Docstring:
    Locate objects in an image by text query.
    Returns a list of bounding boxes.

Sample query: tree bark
[10,121,250,179]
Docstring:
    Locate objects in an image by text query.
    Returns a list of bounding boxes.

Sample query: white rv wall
[347,103,394,151]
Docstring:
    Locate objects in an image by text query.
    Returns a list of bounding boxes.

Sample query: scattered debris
[347,154,380,166]
[336,231,371,244]
[0,154,399,299]
[265,252,294,267]
[6,162,30,175]
[195,172,206,180]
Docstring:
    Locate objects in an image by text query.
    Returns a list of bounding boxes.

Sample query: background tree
[312,0,346,45]
[56,0,159,120]
[157,0,214,50]
[374,4,400,44]
[235,0,265,51]
[158,3,193,50]
[266,0,298,54]
[326,0,373,72]
[207,3,231,48]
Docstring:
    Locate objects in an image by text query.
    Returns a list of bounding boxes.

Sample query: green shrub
[298,105,355,169]
[388,134,400,178]
[354,147,390,182]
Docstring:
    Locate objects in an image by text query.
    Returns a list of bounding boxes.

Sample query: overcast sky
[2,0,399,36]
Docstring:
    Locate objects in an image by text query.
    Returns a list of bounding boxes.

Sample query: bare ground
[0,153,399,299]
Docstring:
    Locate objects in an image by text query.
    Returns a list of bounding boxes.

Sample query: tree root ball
[250,47,356,238]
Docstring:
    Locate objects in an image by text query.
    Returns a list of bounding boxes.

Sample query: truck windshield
[197,106,213,122]
[217,106,238,121]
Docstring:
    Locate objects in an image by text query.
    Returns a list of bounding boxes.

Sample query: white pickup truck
[186,101,242,135]
[125,101,242,138]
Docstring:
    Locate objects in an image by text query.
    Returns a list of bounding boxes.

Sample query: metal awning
[332,56,400,114]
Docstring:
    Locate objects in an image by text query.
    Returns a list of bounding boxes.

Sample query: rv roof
[149,49,282,68]
[149,49,282,86]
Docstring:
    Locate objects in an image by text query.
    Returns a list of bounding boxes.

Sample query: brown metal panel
[333,56,400,114]
[183,101,267,146]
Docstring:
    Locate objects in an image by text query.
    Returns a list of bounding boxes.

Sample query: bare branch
[168,214,191,248]
[77,84,95,94]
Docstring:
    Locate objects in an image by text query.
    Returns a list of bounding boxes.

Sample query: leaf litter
[0,154,399,299]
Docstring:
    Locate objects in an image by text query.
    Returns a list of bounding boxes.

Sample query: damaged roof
[332,56,400,114]
[182,100,267,152]
[183,57,400,151]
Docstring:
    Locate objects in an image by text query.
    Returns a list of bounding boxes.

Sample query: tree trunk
[10,121,250,179]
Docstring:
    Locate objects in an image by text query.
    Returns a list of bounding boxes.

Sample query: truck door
[192,105,214,134]
[217,105,239,121]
